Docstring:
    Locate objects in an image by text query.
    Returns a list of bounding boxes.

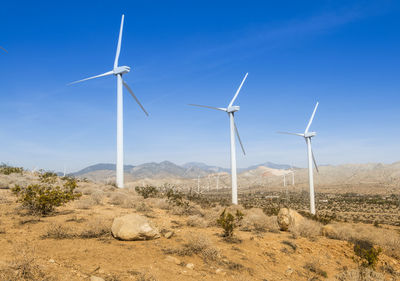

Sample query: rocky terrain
[0,171,399,280]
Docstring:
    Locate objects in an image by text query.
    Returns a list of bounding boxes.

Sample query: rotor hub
[227,106,240,113]
[113,66,131,75]
[304,132,316,138]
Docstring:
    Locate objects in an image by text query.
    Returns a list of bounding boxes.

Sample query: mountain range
[72,161,293,180]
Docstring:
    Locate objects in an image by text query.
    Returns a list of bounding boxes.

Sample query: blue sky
[1,0,400,172]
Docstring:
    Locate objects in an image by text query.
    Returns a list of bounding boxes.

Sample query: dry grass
[186,215,207,228]
[240,208,280,233]
[164,233,220,262]
[43,217,110,239]
[335,267,384,281]
[289,218,322,240]
[0,244,48,281]
[74,197,96,209]
[145,198,169,210]
[322,223,400,258]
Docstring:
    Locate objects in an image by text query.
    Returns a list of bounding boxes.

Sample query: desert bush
[0,244,46,281]
[289,218,322,240]
[90,190,105,205]
[109,192,126,205]
[11,180,81,215]
[38,171,58,184]
[304,260,328,278]
[76,217,110,238]
[240,208,279,233]
[322,223,400,259]
[135,185,159,199]
[171,233,220,262]
[187,215,207,228]
[135,202,152,212]
[217,208,244,238]
[145,198,169,210]
[0,164,23,175]
[75,197,96,209]
[353,239,382,269]
[335,267,384,281]
[42,223,73,239]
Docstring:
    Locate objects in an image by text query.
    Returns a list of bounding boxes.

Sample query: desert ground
[0,170,400,281]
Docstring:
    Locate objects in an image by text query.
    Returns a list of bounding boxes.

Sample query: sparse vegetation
[11,178,81,215]
[135,185,159,199]
[0,164,23,175]
[353,239,382,269]
[217,208,244,238]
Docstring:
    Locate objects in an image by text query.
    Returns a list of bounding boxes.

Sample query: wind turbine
[189,73,248,205]
[278,102,319,214]
[69,15,148,188]
[0,46,7,53]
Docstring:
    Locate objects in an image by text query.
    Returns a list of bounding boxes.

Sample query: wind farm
[1,2,400,281]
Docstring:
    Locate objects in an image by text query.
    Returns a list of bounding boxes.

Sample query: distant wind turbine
[68,15,148,188]
[278,102,320,214]
[189,73,248,204]
[0,46,7,53]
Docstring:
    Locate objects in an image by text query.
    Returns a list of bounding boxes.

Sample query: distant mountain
[72,160,293,180]
[246,162,293,171]
[182,162,229,173]
[74,163,135,176]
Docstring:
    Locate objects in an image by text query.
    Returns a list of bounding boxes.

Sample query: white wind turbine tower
[69,15,148,188]
[278,102,320,214]
[190,73,248,205]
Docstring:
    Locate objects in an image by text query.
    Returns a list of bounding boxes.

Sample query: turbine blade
[228,72,248,107]
[310,141,319,173]
[114,14,125,69]
[122,80,149,116]
[234,119,246,155]
[305,101,319,134]
[277,131,305,137]
[0,46,8,53]
[188,104,227,111]
[68,71,114,85]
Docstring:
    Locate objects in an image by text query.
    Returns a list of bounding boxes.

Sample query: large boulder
[111,213,160,241]
[277,208,304,231]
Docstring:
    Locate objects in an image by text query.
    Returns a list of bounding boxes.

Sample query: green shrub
[11,180,81,216]
[135,185,159,199]
[166,188,188,207]
[0,164,23,175]
[353,239,382,268]
[38,171,58,184]
[217,208,244,238]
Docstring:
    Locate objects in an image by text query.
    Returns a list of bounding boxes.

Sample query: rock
[164,231,174,239]
[186,263,195,269]
[216,268,226,275]
[90,276,105,281]
[277,208,304,231]
[111,214,160,241]
[165,255,181,265]
[48,259,55,263]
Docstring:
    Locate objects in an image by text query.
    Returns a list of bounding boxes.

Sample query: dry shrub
[335,267,384,281]
[80,186,96,195]
[304,259,328,278]
[43,218,110,239]
[75,197,96,209]
[0,244,48,281]
[76,217,110,238]
[135,202,152,213]
[186,215,207,228]
[122,195,143,209]
[145,198,169,210]
[109,192,126,205]
[90,190,105,204]
[240,208,279,233]
[42,223,73,239]
[323,223,400,259]
[169,233,220,262]
[289,218,322,240]
[204,206,224,227]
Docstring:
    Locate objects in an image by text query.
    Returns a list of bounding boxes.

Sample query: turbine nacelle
[227,106,240,113]
[304,132,316,138]
[113,66,131,75]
